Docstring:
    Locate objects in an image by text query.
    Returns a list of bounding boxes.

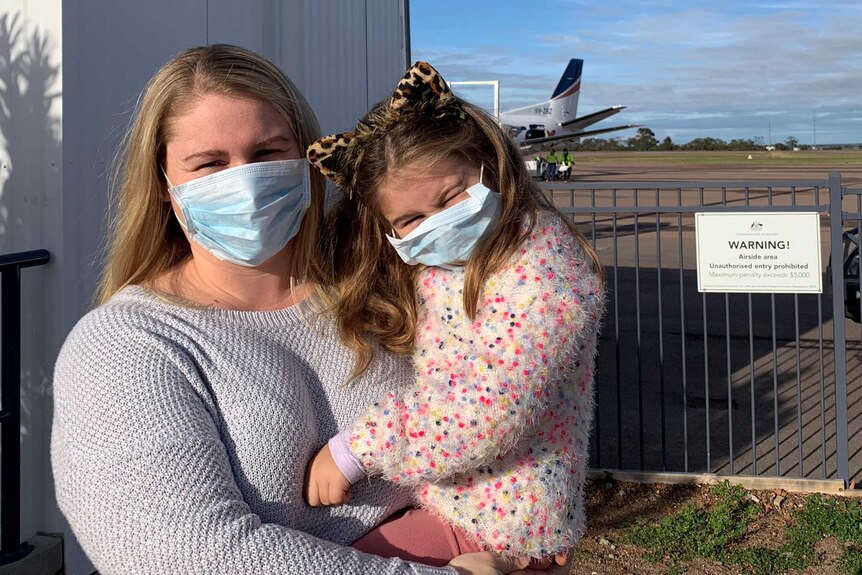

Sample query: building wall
[0,1,408,573]
[0,0,63,562]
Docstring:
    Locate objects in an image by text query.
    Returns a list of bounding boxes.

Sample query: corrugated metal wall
[297,0,409,134]
[366,0,410,108]
[302,1,370,134]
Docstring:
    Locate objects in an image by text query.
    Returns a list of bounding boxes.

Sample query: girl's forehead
[378,157,476,204]
[392,156,471,181]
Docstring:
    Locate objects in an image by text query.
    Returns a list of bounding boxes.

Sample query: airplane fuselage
[501,102,574,132]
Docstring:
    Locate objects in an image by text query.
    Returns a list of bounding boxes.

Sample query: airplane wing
[559,105,626,131]
[519,123,642,153]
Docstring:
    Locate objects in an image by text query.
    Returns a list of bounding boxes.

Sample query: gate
[544,173,857,489]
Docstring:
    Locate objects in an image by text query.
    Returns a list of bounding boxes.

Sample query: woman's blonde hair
[97,44,325,305]
[320,95,603,376]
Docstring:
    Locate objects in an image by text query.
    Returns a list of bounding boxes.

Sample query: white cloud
[539,33,582,46]
[414,3,862,143]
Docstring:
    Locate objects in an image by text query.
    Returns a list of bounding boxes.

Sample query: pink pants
[352,508,484,567]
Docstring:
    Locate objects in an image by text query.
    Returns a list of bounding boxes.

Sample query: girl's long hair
[320,97,603,377]
[97,44,326,305]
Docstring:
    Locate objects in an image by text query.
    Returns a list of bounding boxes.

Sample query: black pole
[0,267,31,564]
[0,249,49,565]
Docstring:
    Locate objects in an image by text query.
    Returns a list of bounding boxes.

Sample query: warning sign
[695,212,822,293]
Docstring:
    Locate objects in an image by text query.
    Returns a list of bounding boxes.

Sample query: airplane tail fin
[549,59,582,122]
[551,59,583,100]
[500,58,583,128]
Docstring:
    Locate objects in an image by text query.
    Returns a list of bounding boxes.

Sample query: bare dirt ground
[573,480,844,575]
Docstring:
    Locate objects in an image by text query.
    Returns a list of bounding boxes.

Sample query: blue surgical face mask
[165,159,311,267]
[386,165,501,270]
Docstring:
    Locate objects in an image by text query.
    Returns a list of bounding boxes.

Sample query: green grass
[624,482,758,564]
[782,494,862,574]
[570,150,862,167]
[729,547,805,575]
[623,483,862,574]
[840,549,862,575]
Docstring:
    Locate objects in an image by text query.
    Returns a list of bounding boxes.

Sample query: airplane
[498,59,641,153]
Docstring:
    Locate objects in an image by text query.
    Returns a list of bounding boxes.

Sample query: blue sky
[410,0,862,145]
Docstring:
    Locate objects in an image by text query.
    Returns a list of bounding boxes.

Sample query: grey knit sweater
[51,286,455,575]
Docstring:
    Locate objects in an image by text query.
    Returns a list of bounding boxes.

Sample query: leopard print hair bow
[306,61,464,191]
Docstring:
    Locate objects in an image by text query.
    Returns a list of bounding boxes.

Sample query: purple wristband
[328,431,366,485]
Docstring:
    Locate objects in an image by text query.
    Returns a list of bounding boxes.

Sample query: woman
[50,44,553,575]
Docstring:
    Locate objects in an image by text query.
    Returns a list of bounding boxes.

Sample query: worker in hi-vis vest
[559,148,573,181]
[545,149,559,181]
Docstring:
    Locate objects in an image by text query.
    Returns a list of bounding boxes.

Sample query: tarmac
[540,159,862,486]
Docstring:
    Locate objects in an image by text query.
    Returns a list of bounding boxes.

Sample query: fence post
[828,172,850,488]
[0,249,50,565]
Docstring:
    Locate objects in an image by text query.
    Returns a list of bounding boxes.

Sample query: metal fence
[542,173,857,488]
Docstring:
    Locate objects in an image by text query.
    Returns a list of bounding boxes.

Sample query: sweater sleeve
[51,313,454,575]
[345,213,604,484]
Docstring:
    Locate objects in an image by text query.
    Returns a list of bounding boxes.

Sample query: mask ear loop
[161,167,190,232]
[161,167,175,190]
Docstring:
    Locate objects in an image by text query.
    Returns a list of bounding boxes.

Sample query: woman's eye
[196,160,223,170]
[256,148,285,158]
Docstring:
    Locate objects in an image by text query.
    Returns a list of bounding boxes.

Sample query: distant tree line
[559,128,840,152]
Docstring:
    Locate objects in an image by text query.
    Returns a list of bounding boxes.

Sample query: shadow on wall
[0,10,62,537]
[0,12,61,250]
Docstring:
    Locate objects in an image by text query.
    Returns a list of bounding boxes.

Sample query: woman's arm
[340,214,604,484]
[51,314,454,575]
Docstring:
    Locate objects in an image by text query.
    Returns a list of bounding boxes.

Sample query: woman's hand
[447,552,528,575]
[509,549,573,574]
[304,444,351,506]
[448,548,573,574]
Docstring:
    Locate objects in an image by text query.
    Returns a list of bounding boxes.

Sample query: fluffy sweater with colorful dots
[334,210,605,557]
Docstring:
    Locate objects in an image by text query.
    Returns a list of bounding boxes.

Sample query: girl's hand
[304,444,351,506]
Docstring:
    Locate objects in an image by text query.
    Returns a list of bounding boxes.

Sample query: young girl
[305,62,604,565]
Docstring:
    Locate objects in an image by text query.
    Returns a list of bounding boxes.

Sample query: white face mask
[165,159,311,267]
[386,165,502,270]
